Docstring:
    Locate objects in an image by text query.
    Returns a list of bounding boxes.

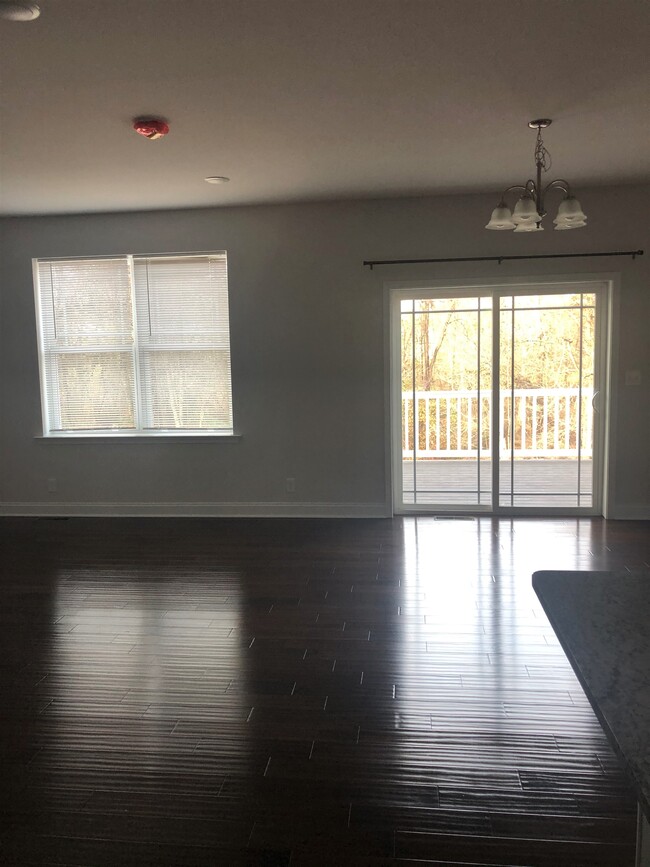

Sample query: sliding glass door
[392,281,607,514]
[399,294,492,507]
[498,290,598,509]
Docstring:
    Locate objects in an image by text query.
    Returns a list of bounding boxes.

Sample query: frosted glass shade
[513,221,543,232]
[555,220,587,230]
[554,196,587,228]
[0,2,40,20]
[512,194,539,224]
[485,204,516,230]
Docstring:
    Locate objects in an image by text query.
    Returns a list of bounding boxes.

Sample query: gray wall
[1,185,648,517]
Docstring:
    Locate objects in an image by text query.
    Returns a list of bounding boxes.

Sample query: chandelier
[0,2,40,20]
[486,120,587,232]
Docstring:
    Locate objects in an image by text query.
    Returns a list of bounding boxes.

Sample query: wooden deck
[403,459,593,507]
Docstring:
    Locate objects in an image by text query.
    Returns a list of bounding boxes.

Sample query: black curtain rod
[363,250,644,269]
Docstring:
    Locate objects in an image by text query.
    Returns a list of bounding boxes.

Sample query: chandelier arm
[500,184,529,199]
[542,178,572,197]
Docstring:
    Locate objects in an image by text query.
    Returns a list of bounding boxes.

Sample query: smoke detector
[133,118,170,140]
[0,2,41,20]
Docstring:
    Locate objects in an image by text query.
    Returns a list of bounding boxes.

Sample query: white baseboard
[0,501,391,519]
[2,500,645,520]
[609,504,650,520]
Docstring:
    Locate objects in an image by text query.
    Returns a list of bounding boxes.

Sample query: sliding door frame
[387,272,616,517]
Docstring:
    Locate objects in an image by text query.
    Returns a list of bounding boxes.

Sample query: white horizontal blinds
[36,258,136,431]
[34,252,232,435]
[133,253,233,430]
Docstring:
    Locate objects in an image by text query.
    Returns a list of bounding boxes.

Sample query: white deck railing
[403,388,593,459]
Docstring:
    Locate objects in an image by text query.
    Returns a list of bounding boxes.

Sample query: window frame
[33,251,236,439]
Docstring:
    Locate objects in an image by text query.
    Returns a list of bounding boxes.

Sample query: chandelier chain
[535,126,552,173]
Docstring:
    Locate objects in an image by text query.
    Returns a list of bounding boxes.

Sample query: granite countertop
[533,570,650,818]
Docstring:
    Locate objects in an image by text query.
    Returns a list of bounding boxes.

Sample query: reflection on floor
[1,516,647,866]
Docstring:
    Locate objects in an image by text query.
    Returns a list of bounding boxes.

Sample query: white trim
[0,501,390,518]
[388,288,402,515]
[33,433,241,442]
[382,272,394,517]
[384,272,618,294]
[33,259,51,434]
[602,275,621,519]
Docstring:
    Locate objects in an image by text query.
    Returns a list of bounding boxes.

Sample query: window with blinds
[34,253,233,435]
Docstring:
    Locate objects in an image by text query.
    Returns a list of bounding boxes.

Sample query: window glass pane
[48,259,133,346]
[134,255,228,340]
[143,350,232,429]
[414,297,479,313]
[55,352,135,430]
[513,293,587,309]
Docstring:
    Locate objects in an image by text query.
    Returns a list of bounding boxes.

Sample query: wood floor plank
[0,515,645,865]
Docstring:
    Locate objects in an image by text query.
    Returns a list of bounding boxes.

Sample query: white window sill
[34,432,242,442]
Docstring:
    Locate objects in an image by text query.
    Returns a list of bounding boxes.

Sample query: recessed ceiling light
[204,176,230,184]
[0,2,41,21]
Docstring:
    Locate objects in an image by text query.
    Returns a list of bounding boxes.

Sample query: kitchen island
[533,570,650,866]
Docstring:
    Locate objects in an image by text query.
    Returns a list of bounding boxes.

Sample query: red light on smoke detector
[133,118,170,140]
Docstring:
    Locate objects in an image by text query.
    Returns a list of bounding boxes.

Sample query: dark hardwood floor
[0,515,648,866]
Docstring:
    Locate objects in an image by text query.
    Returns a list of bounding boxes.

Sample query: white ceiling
[1,0,649,216]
